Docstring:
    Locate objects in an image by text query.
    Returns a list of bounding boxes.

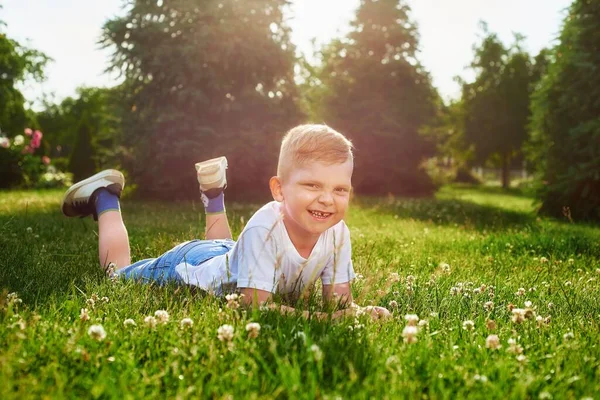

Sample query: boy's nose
[318,192,334,206]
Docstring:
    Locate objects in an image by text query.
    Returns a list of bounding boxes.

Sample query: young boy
[61,124,390,320]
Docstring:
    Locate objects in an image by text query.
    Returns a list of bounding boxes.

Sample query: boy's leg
[196,156,232,240]
[61,170,130,270]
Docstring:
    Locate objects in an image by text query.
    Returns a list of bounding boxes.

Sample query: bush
[0,128,70,189]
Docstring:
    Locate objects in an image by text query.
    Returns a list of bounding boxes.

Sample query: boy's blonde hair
[277,124,353,180]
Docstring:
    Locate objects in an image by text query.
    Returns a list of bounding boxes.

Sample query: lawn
[1,186,599,399]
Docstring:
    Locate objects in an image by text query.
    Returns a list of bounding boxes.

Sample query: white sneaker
[61,169,124,218]
[195,156,227,197]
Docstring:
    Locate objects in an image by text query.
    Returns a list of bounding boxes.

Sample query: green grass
[1,186,599,399]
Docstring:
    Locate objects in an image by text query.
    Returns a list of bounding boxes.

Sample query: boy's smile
[270,159,353,253]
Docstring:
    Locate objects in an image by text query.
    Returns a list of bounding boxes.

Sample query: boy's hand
[362,306,392,321]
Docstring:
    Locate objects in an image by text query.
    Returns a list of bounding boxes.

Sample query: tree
[310,0,441,196]
[459,24,541,189]
[0,15,49,135]
[101,0,302,200]
[68,114,97,182]
[529,0,600,221]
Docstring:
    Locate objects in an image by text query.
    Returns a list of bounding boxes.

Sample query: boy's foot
[61,170,124,218]
[195,156,227,199]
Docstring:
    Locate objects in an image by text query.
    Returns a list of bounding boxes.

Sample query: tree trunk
[501,152,510,189]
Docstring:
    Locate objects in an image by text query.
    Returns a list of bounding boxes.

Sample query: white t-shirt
[175,201,355,296]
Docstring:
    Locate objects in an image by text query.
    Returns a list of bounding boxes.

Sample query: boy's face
[270,159,353,244]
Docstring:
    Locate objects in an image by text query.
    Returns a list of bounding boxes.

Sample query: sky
[1,0,572,110]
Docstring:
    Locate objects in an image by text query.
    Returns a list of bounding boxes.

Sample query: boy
[61,124,390,320]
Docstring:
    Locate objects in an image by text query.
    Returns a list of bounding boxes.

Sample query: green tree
[460,25,539,189]
[101,0,302,200]
[68,114,97,182]
[311,0,440,196]
[0,15,49,135]
[529,0,600,221]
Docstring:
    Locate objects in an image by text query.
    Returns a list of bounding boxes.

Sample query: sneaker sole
[195,156,227,191]
[61,169,124,217]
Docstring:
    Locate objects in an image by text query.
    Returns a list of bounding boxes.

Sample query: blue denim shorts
[115,239,235,284]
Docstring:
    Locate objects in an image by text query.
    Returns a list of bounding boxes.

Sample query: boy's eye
[304,183,319,189]
[335,188,349,193]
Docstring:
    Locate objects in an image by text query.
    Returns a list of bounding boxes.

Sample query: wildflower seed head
[154,310,169,324]
[217,324,235,342]
[123,318,136,328]
[144,316,157,328]
[485,334,501,350]
[245,322,261,338]
[88,324,107,341]
[180,318,194,329]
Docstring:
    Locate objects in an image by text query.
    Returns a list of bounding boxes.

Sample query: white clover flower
[80,308,90,322]
[485,334,500,350]
[310,344,323,361]
[101,296,109,303]
[515,288,526,296]
[144,316,157,328]
[404,314,419,326]
[418,319,429,327]
[402,325,418,344]
[7,292,22,304]
[123,318,136,328]
[539,257,548,263]
[180,318,194,329]
[507,338,523,354]
[13,135,24,146]
[154,310,169,324]
[516,354,527,363]
[217,324,235,342]
[565,281,572,287]
[406,275,415,284]
[440,263,451,273]
[26,227,33,233]
[245,322,261,338]
[450,286,459,296]
[596,268,600,275]
[547,302,554,309]
[483,301,494,312]
[511,308,526,324]
[486,319,497,331]
[86,298,95,309]
[225,293,240,309]
[388,300,398,309]
[88,324,106,341]
[568,258,574,264]
[389,272,400,282]
[462,320,475,331]
[294,331,306,343]
[91,294,99,302]
[563,331,574,341]
[524,300,532,308]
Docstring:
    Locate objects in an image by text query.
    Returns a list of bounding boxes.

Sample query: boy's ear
[269,176,284,202]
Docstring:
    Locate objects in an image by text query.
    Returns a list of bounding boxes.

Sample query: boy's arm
[239,287,327,320]
[323,282,392,320]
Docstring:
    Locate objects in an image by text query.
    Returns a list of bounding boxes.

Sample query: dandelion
[483,301,494,312]
[515,288,525,296]
[402,325,418,344]
[245,322,261,339]
[511,308,526,324]
[310,344,323,361]
[485,334,500,350]
[80,308,90,322]
[462,320,475,331]
[88,324,107,341]
[404,314,419,326]
[217,324,235,342]
[180,318,194,329]
[144,316,157,328]
[123,319,136,328]
[485,319,497,331]
[388,300,398,309]
[563,331,574,341]
[154,310,169,324]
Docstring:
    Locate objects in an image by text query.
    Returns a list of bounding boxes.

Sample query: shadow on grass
[354,195,537,231]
